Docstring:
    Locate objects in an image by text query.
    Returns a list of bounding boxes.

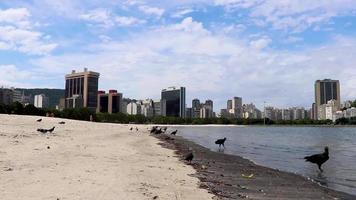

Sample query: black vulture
[150,126,158,133]
[47,127,55,133]
[170,130,178,135]
[135,127,138,131]
[37,128,47,133]
[154,128,163,134]
[215,137,227,148]
[184,152,194,163]
[129,127,133,131]
[58,121,65,124]
[37,118,42,122]
[304,146,329,172]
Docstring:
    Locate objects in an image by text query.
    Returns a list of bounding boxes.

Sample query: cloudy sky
[1,0,356,111]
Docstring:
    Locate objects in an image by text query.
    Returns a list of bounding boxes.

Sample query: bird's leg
[318,165,323,172]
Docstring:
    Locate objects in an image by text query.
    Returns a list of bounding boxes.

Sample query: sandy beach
[0,114,214,200]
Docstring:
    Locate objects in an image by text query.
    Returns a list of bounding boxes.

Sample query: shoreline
[154,134,356,200]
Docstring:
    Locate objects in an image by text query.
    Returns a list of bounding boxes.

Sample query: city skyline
[1,1,356,110]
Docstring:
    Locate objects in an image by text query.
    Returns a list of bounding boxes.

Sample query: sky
[0,0,356,111]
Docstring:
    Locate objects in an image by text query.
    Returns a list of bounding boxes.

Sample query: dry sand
[0,114,214,200]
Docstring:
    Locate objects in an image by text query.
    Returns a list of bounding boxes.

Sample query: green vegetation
[0,103,335,125]
[334,117,356,125]
[17,88,65,108]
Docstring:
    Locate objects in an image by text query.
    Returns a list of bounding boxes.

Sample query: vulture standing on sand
[37,118,42,122]
[170,130,178,135]
[185,152,194,163]
[47,127,55,133]
[215,137,227,148]
[304,146,329,172]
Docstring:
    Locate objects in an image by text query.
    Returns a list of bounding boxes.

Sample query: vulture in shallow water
[304,146,329,172]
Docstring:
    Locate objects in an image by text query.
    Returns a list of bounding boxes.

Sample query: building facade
[65,68,100,111]
[97,90,123,114]
[161,87,186,118]
[315,79,341,120]
[34,94,49,108]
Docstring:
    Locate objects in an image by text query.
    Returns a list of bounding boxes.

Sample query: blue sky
[1,0,356,111]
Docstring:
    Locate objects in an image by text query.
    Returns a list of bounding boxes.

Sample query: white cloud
[0,7,31,28]
[79,9,146,28]
[0,65,34,87]
[249,36,271,49]
[284,36,303,44]
[171,8,194,18]
[214,0,356,32]
[0,8,57,55]
[139,5,165,18]
[115,16,146,26]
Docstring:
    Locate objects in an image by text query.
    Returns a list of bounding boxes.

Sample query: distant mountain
[16,88,65,108]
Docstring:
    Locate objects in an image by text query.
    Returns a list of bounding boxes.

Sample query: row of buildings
[3,69,356,121]
[0,87,50,109]
[310,79,356,121]
[63,69,189,118]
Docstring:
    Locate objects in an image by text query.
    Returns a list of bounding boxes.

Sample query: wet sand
[155,133,356,200]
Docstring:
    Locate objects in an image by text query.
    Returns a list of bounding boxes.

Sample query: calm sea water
[173,126,356,195]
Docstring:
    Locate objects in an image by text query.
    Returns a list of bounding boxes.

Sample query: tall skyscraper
[161,86,186,118]
[227,100,232,110]
[65,68,100,111]
[230,97,242,118]
[192,98,201,118]
[315,79,340,119]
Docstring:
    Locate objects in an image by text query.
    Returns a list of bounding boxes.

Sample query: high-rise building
[34,94,49,108]
[153,99,166,116]
[228,97,242,118]
[185,107,193,118]
[97,90,123,114]
[161,87,186,118]
[315,79,340,120]
[65,68,100,111]
[127,102,141,115]
[140,99,154,117]
[227,100,232,110]
[192,99,201,118]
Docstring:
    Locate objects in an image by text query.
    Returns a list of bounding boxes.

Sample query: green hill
[16,88,65,108]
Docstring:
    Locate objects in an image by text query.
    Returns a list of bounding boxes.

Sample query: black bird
[154,128,163,134]
[304,146,329,172]
[162,127,168,133]
[150,126,158,133]
[136,127,139,131]
[47,127,55,133]
[58,121,65,124]
[215,137,227,148]
[184,152,194,163]
[170,130,178,135]
[37,118,42,122]
[130,127,133,131]
[37,128,47,133]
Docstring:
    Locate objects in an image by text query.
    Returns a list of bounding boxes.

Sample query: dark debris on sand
[154,134,355,200]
